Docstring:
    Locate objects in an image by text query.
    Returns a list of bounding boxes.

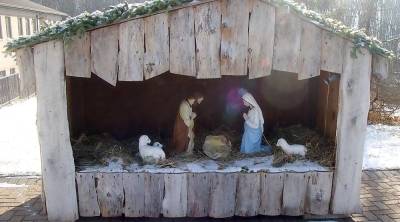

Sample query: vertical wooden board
[321,31,344,74]
[144,173,164,217]
[298,21,322,80]
[259,173,284,216]
[91,25,119,86]
[282,173,308,216]
[96,173,124,217]
[248,0,275,79]
[194,1,221,79]
[15,47,35,98]
[76,173,100,217]
[123,173,145,217]
[118,19,144,81]
[162,174,188,217]
[187,173,212,217]
[144,13,169,80]
[372,54,389,79]
[220,0,249,76]
[235,173,260,216]
[272,7,301,73]
[65,33,91,78]
[305,172,333,215]
[209,173,238,218]
[169,7,195,76]
[331,42,372,215]
[33,41,78,221]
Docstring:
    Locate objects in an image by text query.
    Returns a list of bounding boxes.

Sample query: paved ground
[0,170,399,222]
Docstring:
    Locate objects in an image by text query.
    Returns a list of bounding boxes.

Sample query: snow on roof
[0,0,68,17]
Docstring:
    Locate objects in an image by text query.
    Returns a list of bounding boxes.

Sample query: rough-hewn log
[170,7,196,77]
[372,54,389,79]
[248,0,275,79]
[144,173,164,217]
[162,174,188,217]
[321,31,344,74]
[273,7,301,73]
[331,42,372,215]
[259,173,284,216]
[96,173,124,217]
[76,173,100,217]
[65,33,91,78]
[298,21,322,80]
[91,26,119,86]
[235,173,260,216]
[34,40,78,221]
[194,1,221,79]
[118,20,144,81]
[15,47,35,98]
[123,173,145,217]
[187,173,212,217]
[305,171,333,215]
[282,173,308,216]
[220,0,249,76]
[144,13,169,79]
[209,173,237,218]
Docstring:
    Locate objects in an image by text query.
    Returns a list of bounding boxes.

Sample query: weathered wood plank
[305,172,333,215]
[162,174,188,217]
[372,54,389,79]
[123,173,145,217]
[298,21,322,80]
[34,40,78,221]
[282,173,308,216]
[331,42,372,215]
[194,1,221,79]
[118,19,144,81]
[96,173,124,217]
[65,33,91,78]
[144,173,164,217]
[15,47,35,98]
[209,173,237,218]
[220,0,249,76]
[259,173,284,216]
[76,173,100,217]
[144,13,169,79]
[235,173,260,216]
[273,7,301,73]
[321,31,344,74]
[187,173,212,217]
[248,0,275,79]
[91,25,119,86]
[169,7,195,76]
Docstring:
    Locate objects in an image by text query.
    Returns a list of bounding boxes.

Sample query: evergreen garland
[5,0,394,59]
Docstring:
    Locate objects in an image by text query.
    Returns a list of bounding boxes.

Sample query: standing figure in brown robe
[168,94,204,156]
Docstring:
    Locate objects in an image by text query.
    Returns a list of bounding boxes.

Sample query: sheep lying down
[139,135,166,164]
[276,138,307,157]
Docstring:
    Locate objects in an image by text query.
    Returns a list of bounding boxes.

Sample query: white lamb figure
[138,135,166,164]
[276,138,307,157]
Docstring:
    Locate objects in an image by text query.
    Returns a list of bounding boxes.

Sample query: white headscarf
[242,93,264,127]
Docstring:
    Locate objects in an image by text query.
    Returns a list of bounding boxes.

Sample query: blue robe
[240,122,271,154]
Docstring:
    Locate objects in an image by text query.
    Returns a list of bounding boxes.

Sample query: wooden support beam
[65,33,91,78]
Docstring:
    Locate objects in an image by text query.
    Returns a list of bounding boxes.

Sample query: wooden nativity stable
[13,0,390,221]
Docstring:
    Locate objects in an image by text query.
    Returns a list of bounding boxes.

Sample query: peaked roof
[0,0,68,17]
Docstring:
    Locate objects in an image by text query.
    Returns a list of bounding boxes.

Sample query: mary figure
[240,92,271,154]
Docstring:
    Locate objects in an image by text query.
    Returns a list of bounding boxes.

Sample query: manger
[11,0,390,221]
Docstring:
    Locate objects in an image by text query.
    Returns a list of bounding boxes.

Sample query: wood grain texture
[194,1,221,79]
[331,41,372,215]
[65,33,91,78]
[372,54,389,79]
[298,21,322,80]
[15,47,35,98]
[169,7,196,76]
[220,0,249,76]
[96,173,124,217]
[34,41,78,222]
[209,173,238,218]
[118,19,144,81]
[162,174,188,217]
[144,173,164,217]
[123,173,145,217]
[321,31,344,74]
[76,173,100,217]
[248,0,275,79]
[259,173,284,216]
[91,25,119,86]
[144,13,169,80]
[187,173,212,217]
[235,173,260,216]
[305,171,333,215]
[282,173,308,216]
[273,7,301,73]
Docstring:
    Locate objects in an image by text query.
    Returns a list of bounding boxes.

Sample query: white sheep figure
[138,135,166,164]
[276,138,307,157]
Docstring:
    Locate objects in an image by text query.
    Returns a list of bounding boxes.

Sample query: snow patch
[0,183,28,188]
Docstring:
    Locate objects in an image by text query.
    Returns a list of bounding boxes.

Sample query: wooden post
[34,41,78,221]
[15,47,35,98]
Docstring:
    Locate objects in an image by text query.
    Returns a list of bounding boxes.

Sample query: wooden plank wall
[76,171,333,218]
[15,47,36,98]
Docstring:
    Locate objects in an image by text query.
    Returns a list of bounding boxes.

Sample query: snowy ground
[0,97,400,175]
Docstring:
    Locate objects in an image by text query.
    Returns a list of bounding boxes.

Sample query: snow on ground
[0,97,41,176]
[0,182,27,188]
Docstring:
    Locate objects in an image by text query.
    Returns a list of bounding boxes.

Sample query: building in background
[0,0,67,77]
